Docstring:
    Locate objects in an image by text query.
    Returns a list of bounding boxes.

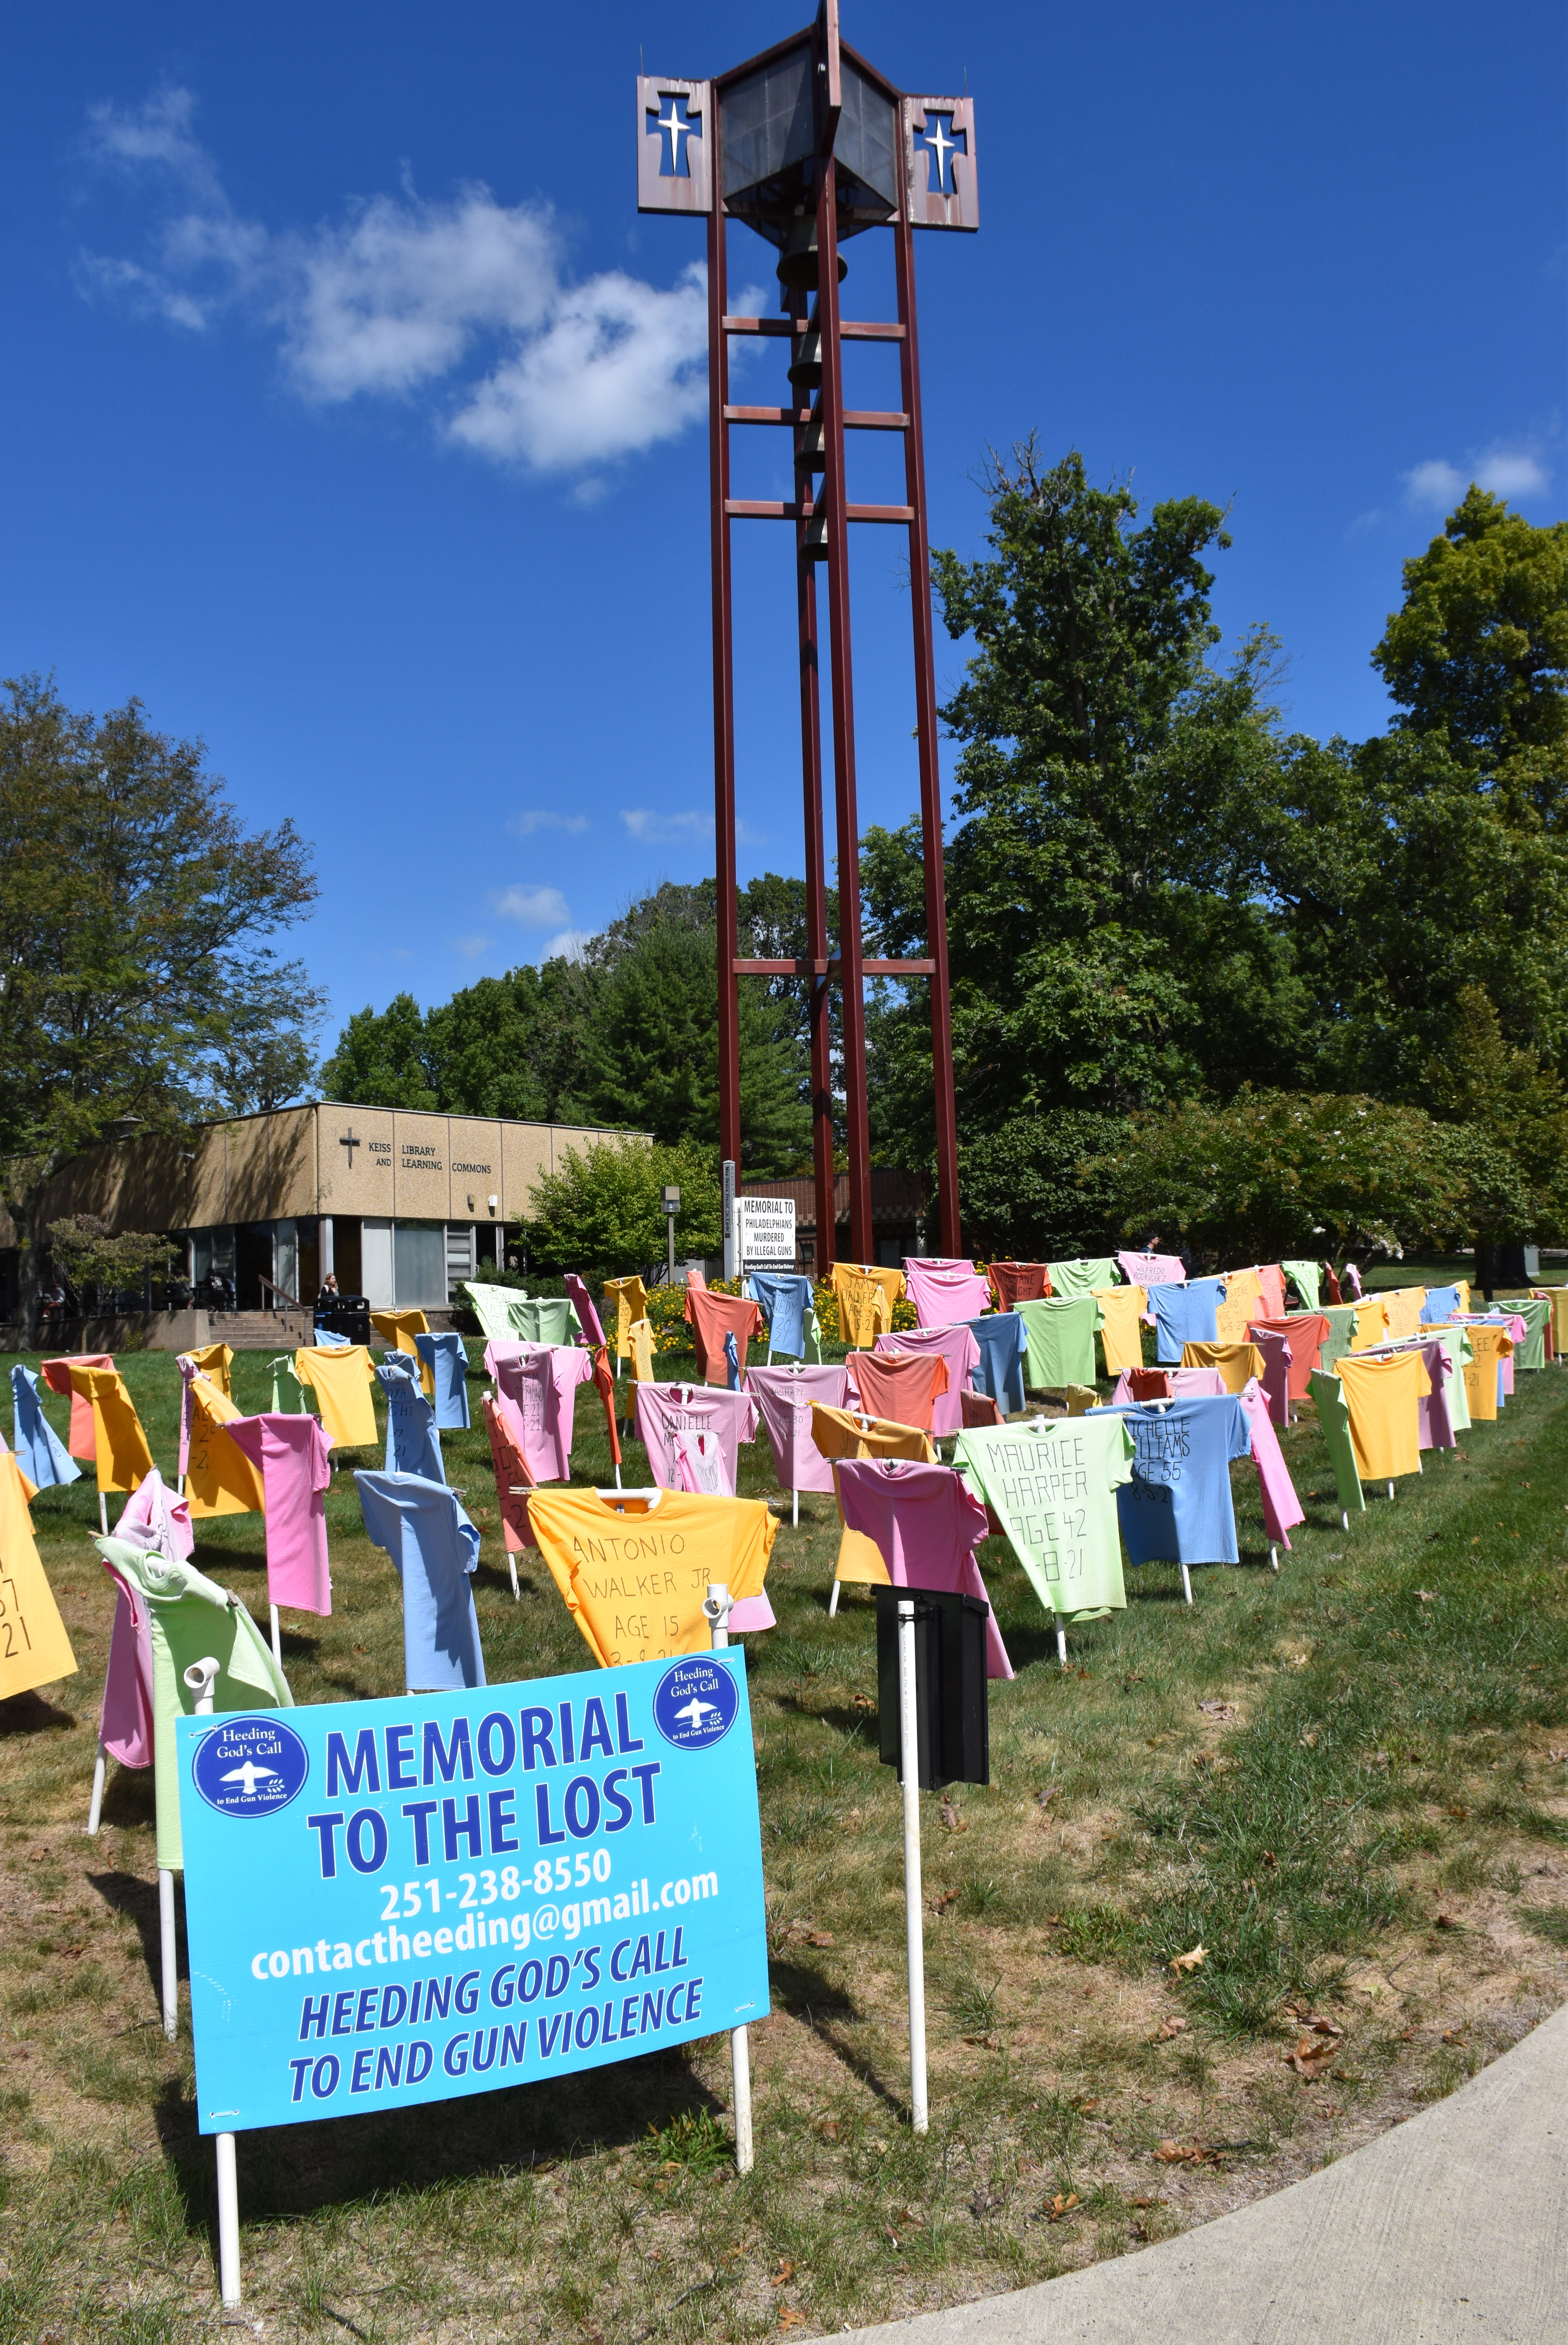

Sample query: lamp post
[662,1185,680,1285]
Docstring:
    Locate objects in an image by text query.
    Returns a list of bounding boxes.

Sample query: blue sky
[3,2,1563,1054]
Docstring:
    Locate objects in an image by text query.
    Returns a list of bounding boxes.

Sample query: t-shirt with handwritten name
[1094,1395,1252,1566]
[953,1416,1134,1622]
[634,1381,759,1492]
[523,1487,776,1668]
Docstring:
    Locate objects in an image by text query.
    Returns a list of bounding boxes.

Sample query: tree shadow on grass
[0,1688,77,1737]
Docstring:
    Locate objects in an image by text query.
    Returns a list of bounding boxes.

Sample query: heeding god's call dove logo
[192,1718,310,1818]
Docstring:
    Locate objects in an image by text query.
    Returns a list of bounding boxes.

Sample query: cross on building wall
[338,1129,360,1167]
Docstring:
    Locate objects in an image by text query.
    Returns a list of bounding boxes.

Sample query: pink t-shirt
[1110,1366,1226,1403]
[871,1324,980,1433]
[97,1554,155,1768]
[226,1413,334,1615]
[1249,1329,1293,1427]
[495,1347,594,1481]
[114,1468,194,1562]
[745,1365,849,1493]
[482,1393,535,1553]
[634,1383,759,1492]
[834,1458,1013,1680]
[1236,1381,1305,1550]
[673,1429,735,1497]
[1116,1252,1185,1287]
[904,1259,991,1327]
[564,1273,606,1347]
[1253,1265,1288,1320]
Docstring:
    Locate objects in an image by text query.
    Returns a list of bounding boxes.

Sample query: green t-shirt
[1509,1296,1550,1372]
[1307,1371,1363,1516]
[97,1538,292,1871]
[1015,1296,1100,1387]
[1281,1259,1321,1310]
[955,1416,1134,1621]
[462,1281,526,1341]
[1046,1256,1119,1301]
[1318,1305,1359,1371]
[508,1297,583,1345]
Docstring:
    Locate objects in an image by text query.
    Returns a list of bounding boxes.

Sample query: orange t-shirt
[808,1405,936,1465]
[684,1288,764,1384]
[524,1487,776,1668]
[847,1349,950,1432]
[66,1366,154,1494]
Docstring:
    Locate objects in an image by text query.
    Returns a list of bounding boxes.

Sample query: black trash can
[314,1296,373,1347]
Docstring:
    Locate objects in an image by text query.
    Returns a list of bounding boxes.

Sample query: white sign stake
[269,1603,281,1666]
[897,1597,929,2134]
[704,1581,754,2174]
[181,1656,240,2310]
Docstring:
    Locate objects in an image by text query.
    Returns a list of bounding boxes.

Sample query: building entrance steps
[849,1998,1568,2343]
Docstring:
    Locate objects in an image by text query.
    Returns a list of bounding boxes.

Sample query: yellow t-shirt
[524,1488,777,1668]
[1213,1270,1264,1346]
[1093,1284,1147,1374]
[185,1376,266,1518]
[1350,1298,1389,1350]
[370,1309,429,1356]
[67,1367,155,1495]
[185,1341,233,1396]
[1461,1326,1512,1423]
[1333,1349,1425,1477]
[1534,1286,1568,1351]
[808,1404,936,1464]
[626,1318,655,1383]
[294,1346,377,1448]
[1378,1288,1427,1342]
[831,1265,891,1349]
[604,1277,650,1361]
[0,1453,78,1697]
[1180,1341,1266,1394]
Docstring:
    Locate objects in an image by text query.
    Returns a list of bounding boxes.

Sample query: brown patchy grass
[1,1320,1566,2340]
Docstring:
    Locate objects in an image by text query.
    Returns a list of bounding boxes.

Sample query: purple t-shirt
[746,1365,849,1492]
[634,1382,759,1492]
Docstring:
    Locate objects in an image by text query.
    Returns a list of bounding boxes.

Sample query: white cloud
[450,932,492,959]
[539,927,593,963]
[77,88,715,478]
[620,807,714,843]
[509,809,590,837]
[494,883,572,927]
[1403,445,1551,510]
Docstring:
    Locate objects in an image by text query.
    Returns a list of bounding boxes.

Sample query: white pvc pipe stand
[1269,1544,1279,1573]
[791,1487,799,1528]
[1055,1625,1067,1669]
[1181,1563,1194,1606]
[98,1491,108,1536]
[183,1657,240,2309]
[897,1598,929,2134]
[828,1579,841,1617]
[158,1866,178,2040]
[269,1603,281,1666]
[704,1583,753,2176]
[86,1741,107,1835]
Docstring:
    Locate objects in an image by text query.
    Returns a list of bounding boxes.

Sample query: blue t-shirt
[1091,1395,1252,1565]
[965,1313,1027,1414]
[356,1470,485,1692]
[414,1330,471,1430]
[746,1273,814,1359]
[11,1365,80,1488]
[1423,1283,1464,1324]
[1148,1277,1225,1363]
[378,1354,445,1483]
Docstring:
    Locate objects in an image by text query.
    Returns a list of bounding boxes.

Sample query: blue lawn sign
[176,1651,768,2136]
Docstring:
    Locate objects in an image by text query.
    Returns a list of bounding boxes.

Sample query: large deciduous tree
[0,676,319,1338]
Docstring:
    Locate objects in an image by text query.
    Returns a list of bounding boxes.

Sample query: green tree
[1085,1090,1471,1265]
[0,675,317,1338]
[524,1137,721,1280]
[1374,486,1568,826]
[321,992,438,1110]
[573,918,810,1172]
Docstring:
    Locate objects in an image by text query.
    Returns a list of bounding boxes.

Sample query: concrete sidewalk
[854,2001,1568,2342]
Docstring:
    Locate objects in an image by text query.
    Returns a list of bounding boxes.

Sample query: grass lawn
[2,1310,1567,2341]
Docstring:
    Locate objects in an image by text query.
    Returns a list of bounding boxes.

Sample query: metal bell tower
[637,2,977,1271]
